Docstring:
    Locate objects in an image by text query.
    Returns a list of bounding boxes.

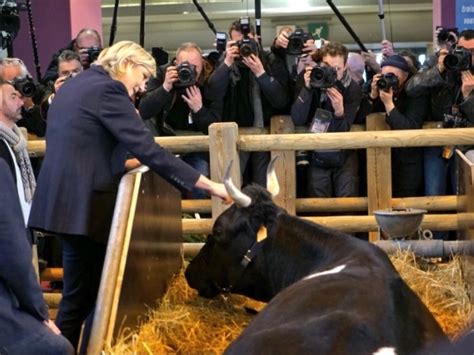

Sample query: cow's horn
[266,155,280,197]
[224,160,252,207]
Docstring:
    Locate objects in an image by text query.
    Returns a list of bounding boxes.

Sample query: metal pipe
[255,0,262,44]
[326,0,368,52]
[377,0,387,41]
[139,0,145,46]
[109,0,120,46]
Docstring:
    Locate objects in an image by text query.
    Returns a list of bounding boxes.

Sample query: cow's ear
[256,225,268,243]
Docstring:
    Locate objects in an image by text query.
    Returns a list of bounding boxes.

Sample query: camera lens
[240,44,253,57]
[21,82,36,97]
[376,79,388,90]
[311,67,324,80]
[178,68,192,82]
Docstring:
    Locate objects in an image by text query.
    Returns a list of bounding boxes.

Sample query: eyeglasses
[0,58,24,66]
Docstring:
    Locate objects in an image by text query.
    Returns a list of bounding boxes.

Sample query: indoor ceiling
[101,0,432,17]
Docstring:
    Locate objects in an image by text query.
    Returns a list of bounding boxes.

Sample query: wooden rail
[28,114,474,241]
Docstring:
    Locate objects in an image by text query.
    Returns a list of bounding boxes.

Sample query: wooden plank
[366,113,392,241]
[181,195,458,214]
[237,127,474,151]
[182,214,468,235]
[208,122,240,220]
[457,150,474,240]
[270,116,296,215]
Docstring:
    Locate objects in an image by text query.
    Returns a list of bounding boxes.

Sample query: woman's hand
[195,175,232,204]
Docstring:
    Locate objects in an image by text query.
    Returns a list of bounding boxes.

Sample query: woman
[29,41,230,352]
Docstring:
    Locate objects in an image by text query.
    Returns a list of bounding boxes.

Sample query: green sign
[308,23,329,40]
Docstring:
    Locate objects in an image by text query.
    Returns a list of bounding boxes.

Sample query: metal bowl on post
[374,209,427,239]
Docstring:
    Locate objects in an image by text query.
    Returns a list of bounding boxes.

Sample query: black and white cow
[185,158,448,355]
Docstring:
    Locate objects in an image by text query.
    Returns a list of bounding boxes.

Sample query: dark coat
[0,160,49,342]
[29,66,201,240]
[369,85,428,197]
[207,50,290,127]
[139,64,222,135]
[0,139,15,180]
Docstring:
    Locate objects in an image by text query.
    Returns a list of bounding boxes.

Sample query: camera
[237,37,259,57]
[12,75,36,97]
[310,66,337,90]
[87,46,101,63]
[216,31,227,52]
[0,0,20,49]
[287,28,313,56]
[235,16,258,58]
[376,73,399,91]
[436,26,458,44]
[443,47,472,72]
[174,61,197,88]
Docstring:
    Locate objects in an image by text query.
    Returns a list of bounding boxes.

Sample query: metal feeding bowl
[374,208,427,238]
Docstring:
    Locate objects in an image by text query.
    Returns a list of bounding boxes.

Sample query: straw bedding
[108,251,472,354]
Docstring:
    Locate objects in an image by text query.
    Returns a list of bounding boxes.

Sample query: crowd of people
[0,18,473,353]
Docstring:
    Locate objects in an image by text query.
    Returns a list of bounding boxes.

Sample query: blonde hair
[96,40,156,79]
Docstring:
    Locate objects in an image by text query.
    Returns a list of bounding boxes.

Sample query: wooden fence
[28,113,474,242]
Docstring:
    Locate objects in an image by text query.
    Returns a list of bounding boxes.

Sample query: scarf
[0,122,36,202]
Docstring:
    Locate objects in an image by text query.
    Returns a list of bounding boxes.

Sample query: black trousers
[55,234,106,353]
[307,151,359,198]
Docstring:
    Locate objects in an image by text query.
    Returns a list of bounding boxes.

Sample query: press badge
[309,108,332,133]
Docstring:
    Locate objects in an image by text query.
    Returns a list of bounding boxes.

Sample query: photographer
[0,57,46,138]
[368,54,428,197]
[207,18,290,186]
[405,29,474,239]
[139,42,220,199]
[42,28,101,84]
[40,50,83,120]
[271,26,317,109]
[291,42,362,198]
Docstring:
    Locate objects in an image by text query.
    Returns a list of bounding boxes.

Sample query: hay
[108,251,472,354]
[108,269,265,354]
[390,251,473,339]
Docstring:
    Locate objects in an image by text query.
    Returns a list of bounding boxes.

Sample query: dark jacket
[405,65,474,124]
[41,41,75,85]
[16,106,47,137]
[0,160,49,342]
[0,139,15,180]
[139,64,221,135]
[207,50,290,127]
[368,84,428,197]
[29,66,201,240]
[291,73,363,167]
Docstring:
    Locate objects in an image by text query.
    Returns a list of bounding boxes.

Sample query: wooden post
[208,122,240,220]
[270,116,296,215]
[457,150,474,240]
[366,113,392,241]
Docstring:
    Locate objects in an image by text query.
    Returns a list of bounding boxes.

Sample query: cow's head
[185,157,281,301]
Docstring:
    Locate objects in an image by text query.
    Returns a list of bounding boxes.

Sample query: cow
[185,157,449,355]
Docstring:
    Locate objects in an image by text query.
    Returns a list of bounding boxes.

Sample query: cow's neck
[261,213,351,296]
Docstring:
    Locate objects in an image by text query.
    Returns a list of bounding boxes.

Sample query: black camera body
[87,46,101,63]
[237,37,259,58]
[376,73,399,92]
[12,75,36,97]
[287,28,313,56]
[174,61,197,88]
[436,26,458,44]
[443,47,472,72]
[310,66,337,90]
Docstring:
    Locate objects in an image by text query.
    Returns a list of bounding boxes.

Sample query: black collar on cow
[218,226,268,294]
